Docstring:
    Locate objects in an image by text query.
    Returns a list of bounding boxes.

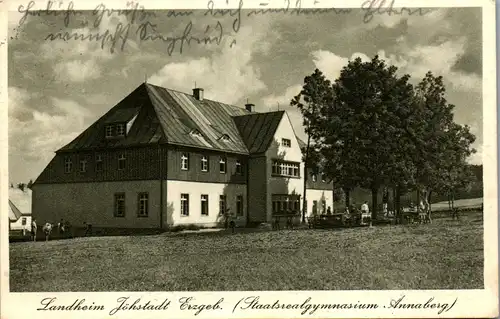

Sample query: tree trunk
[428,189,433,223]
[371,187,379,220]
[451,190,455,210]
[344,187,351,209]
[395,185,402,224]
[416,189,421,213]
[301,133,311,223]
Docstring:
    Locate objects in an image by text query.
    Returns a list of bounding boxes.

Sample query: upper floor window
[272,160,300,178]
[321,174,327,182]
[201,155,208,172]
[116,123,125,136]
[79,159,87,172]
[64,157,72,173]
[235,160,242,175]
[118,153,126,170]
[312,174,317,182]
[105,125,114,138]
[281,138,291,147]
[95,154,103,172]
[219,157,226,173]
[181,153,189,170]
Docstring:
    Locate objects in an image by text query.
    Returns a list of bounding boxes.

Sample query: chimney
[193,88,204,101]
[245,103,255,112]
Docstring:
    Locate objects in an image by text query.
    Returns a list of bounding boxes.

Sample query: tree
[325,55,415,219]
[405,72,476,219]
[27,179,34,189]
[17,183,26,192]
[291,69,334,223]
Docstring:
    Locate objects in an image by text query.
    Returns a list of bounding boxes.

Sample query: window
[181,153,189,171]
[114,193,125,217]
[312,200,318,215]
[21,218,27,226]
[118,153,126,170]
[312,174,317,182]
[322,200,327,214]
[235,160,242,175]
[64,157,72,173]
[137,193,149,217]
[219,157,226,173]
[79,159,87,172]
[116,124,125,136]
[181,194,189,216]
[105,125,114,138]
[281,138,291,147]
[272,194,300,215]
[271,160,300,177]
[201,156,208,172]
[219,195,227,215]
[95,154,103,172]
[201,195,209,216]
[219,134,230,142]
[321,174,326,182]
[236,195,244,216]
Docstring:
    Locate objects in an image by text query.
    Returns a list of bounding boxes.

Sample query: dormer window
[116,123,125,136]
[105,125,114,138]
[219,134,231,142]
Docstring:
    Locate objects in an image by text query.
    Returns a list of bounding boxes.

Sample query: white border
[0,0,497,318]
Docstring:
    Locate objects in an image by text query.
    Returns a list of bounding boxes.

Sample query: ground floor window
[181,194,189,216]
[312,200,318,215]
[236,195,244,216]
[137,192,149,217]
[272,194,300,215]
[219,195,227,215]
[114,193,125,217]
[201,194,209,216]
[21,217,27,226]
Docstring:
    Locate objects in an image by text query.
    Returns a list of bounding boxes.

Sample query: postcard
[1,0,497,318]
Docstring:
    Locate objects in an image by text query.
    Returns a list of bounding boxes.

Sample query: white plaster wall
[305,189,334,217]
[166,180,247,227]
[10,216,31,231]
[32,181,165,228]
[265,113,305,222]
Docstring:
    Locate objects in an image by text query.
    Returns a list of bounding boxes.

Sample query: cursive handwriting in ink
[45,22,131,54]
[93,2,157,27]
[247,0,351,16]
[137,20,224,56]
[205,0,243,33]
[361,0,432,23]
[18,0,79,27]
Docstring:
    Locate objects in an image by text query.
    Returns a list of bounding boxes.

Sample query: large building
[32,83,333,229]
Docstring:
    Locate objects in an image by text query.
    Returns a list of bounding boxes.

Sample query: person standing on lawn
[31,219,37,242]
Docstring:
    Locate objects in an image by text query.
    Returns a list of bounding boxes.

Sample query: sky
[7,5,483,184]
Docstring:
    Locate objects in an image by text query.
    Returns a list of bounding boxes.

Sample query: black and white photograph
[1,0,497,318]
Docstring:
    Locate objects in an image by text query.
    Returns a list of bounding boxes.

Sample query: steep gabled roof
[58,83,252,154]
[233,111,285,154]
[145,84,249,154]
[9,200,22,221]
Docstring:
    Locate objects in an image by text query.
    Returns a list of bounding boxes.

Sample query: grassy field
[9,211,483,292]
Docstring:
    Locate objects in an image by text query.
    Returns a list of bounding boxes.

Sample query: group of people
[29,219,72,241]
